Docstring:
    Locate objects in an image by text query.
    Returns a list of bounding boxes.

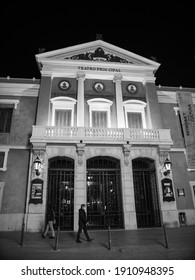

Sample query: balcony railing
[30,126,173,146]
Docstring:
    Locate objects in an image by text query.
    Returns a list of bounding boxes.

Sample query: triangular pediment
[36,40,160,68]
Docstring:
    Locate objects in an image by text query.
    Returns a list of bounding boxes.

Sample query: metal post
[20,217,25,246]
[54,185,62,251]
[54,225,60,251]
[163,223,169,249]
[108,226,112,250]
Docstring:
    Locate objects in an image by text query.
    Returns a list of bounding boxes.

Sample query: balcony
[30,126,173,146]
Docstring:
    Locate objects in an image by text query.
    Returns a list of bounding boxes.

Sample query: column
[113,75,125,128]
[74,144,86,231]
[76,73,85,127]
[36,75,52,126]
[145,82,163,129]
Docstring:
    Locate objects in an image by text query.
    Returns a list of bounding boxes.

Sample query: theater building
[0,39,195,232]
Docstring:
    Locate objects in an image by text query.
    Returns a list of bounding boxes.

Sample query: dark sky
[1,5,195,88]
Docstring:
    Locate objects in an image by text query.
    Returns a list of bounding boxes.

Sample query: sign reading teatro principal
[78,66,121,72]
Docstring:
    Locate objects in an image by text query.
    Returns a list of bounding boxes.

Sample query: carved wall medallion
[94,82,104,92]
[58,80,71,91]
[127,84,137,94]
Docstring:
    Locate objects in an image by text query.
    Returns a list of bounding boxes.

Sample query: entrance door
[87,156,123,229]
[47,157,74,231]
[133,158,161,228]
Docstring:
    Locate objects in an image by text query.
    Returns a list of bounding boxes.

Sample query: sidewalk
[0,226,195,260]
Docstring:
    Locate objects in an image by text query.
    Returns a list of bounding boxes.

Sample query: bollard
[54,226,60,251]
[108,226,112,250]
[163,223,169,249]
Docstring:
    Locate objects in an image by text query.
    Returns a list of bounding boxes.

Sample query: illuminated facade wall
[0,40,195,231]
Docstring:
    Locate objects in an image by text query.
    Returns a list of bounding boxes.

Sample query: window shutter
[127,112,143,128]
[92,111,107,128]
[55,110,71,127]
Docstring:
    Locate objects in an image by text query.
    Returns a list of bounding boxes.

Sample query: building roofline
[156,85,195,92]
[0,77,40,84]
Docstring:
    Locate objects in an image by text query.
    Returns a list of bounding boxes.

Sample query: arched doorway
[47,156,74,231]
[87,156,124,229]
[132,158,161,228]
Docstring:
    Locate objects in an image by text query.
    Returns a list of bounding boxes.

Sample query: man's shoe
[76,240,82,243]
[87,238,94,242]
[49,236,55,239]
[42,234,46,238]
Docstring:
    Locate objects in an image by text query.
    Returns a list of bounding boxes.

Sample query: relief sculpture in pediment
[65,47,133,64]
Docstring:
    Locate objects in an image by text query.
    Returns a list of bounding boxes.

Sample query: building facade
[0,39,195,232]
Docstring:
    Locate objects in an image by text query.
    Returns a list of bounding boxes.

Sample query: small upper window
[0,99,19,133]
[123,100,147,129]
[51,97,77,127]
[127,112,143,129]
[55,109,72,127]
[0,108,13,133]
[92,111,108,128]
[87,98,113,128]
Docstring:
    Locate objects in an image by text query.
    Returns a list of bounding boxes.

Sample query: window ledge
[0,99,19,109]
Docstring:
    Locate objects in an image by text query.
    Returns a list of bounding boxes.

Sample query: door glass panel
[87,157,123,229]
[47,157,74,231]
[133,158,161,228]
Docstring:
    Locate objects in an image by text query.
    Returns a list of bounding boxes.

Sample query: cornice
[157,90,195,104]
[40,58,158,73]
[0,82,39,97]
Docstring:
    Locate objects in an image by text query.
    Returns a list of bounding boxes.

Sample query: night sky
[1,5,195,88]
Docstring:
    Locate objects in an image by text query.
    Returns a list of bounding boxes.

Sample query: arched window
[87,98,113,128]
[51,97,77,127]
[123,100,147,129]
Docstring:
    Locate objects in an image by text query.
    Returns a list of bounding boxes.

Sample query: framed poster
[161,178,175,202]
[29,179,43,204]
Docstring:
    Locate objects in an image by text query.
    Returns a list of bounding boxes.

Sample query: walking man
[42,204,56,239]
[76,204,93,243]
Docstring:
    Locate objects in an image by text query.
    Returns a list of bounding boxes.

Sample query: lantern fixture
[164,158,172,176]
[34,156,41,176]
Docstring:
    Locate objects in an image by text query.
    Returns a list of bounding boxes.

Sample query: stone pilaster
[74,145,86,231]
[113,75,125,128]
[36,75,52,126]
[76,73,85,127]
[145,82,163,129]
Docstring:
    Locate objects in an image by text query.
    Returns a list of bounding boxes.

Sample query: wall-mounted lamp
[164,158,172,176]
[34,156,41,176]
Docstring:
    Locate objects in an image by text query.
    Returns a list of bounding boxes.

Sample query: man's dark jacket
[47,207,55,222]
[78,208,87,226]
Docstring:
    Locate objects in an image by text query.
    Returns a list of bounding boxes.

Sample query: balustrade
[31,126,172,145]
